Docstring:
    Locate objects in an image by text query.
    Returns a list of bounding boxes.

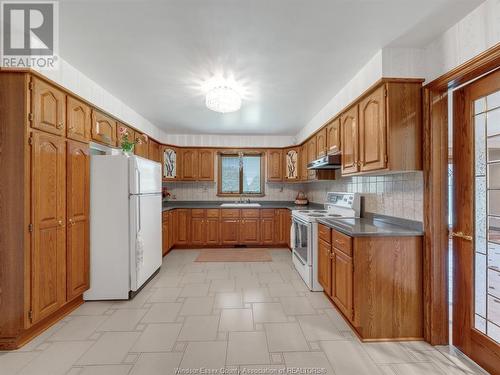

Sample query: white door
[129,194,162,291]
[129,156,162,194]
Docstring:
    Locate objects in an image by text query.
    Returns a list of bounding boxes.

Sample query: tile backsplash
[164,171,424,222]
[305,171,424,221]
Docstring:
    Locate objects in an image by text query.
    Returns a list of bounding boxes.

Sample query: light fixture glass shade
[205,85,242,113]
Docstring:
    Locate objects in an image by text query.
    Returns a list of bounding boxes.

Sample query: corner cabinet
[162,146,178,180]
[284,148,299,180]
[341,81,422,176]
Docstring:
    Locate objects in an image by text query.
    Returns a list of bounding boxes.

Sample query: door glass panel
[474,90,500,342]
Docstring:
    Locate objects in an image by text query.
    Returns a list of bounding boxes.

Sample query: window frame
[217,151,265,197]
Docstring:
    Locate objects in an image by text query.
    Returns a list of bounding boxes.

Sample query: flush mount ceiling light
[205,78,242,114]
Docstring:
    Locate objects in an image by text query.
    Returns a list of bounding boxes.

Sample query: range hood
[307,153,342,170]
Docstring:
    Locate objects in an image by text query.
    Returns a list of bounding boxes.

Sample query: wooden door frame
[423,43,500,345]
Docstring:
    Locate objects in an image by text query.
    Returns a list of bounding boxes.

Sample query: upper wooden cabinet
[340,81,422,176]
[91,109,116,146]
[134,133,149,158]
[180,149,199,180]
[148,139,161,162]
[316,128,327,157]
[116,123,135,151]
[31,77,66,136]
[179,148,214,181]
[299,144,308,181]
[162,146,178,180]
[307,137,317,179]
[284,148,299,180]
[267,149,283,181]
[326,117,341,154]
[66,96,91,142]
[198,149,215,181]
[359,85,386,172]
[341,105,359,175]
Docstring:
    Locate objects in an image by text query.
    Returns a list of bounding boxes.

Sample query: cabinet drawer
[221,209,240,218]
[318,224,331,244]
[332,229,352,257]
[206,209,220,218]
[242,209,260,218]
[191,209,205,218]
[261,209,275,218]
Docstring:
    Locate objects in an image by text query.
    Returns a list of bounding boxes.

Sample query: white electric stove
[291,192,360,291]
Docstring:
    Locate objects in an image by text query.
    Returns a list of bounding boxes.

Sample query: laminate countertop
[162,201,324,212]
[317,214,423,237]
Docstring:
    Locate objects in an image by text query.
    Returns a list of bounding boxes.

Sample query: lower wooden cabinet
[317,224,423,341]
[206,217,220,245]
[240,218,260,244]
[174,209,190,245]
[221,219,239,245]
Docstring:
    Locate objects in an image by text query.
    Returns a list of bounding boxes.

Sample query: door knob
[57,220,64,227]
[449,231,473,241]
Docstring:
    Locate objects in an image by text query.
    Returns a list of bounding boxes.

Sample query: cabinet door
[198,149,214,181]
[240,219,260,244]
[162,220,169,256]
[359,85,387,172]
[162,147,178,180]
[148,139,161,162]
[307,137,318,180]
[134,133,149,158]
[300,144,308,180]
[116,123,136,152]
[91,110,117,146]
[341,105,359,175]
[326,118,341,154]
[283,210,292,248]
[332,248,353,321]
[175,209,190,245]
[318,239,332,296]
[274,209,287,244]
[168,211,175,249]
[260,218,274,245]
[206,218,220,245]
[221,219,239,245]
[66,141,90,301]
[284,148,299,180]
[67,96,91,142]
[181,149,199,180]
[191,218,207,245]
[267,150,283,181]
[31,132,66,323]
[31,77,66,136]
[316,128,327,157]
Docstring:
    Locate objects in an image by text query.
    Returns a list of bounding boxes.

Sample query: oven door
[292,216,310,266]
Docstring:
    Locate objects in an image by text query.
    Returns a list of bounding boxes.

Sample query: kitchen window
[218,152,264,196]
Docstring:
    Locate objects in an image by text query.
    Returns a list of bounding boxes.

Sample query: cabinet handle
[57,220,64,227]
[68,218,74,226]
[56,122,63,129]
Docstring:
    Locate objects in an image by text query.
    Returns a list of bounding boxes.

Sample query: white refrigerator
[84,154,163,300]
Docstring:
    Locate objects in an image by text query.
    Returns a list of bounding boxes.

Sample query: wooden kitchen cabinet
[206,212,220,245]
[326,117,341,154]
[331,248,353,321]
[66,141,90,301]
[134,132,149,158]
[198,149,215,181]
[240,218,260,244]
[318,239,332,296]
[191,217,206,246]
[221,219,240,245]
[66,96,91,142]
[341,105,359,175]
[284,148,299,180]
[162,218,169,255]
[316,128,327,157]
[174,209,190,245]
[260,218,274,245]
[299,144,308,181]
[91,109,117,146]
[359,85,386,172]
[180,149,198,180]
[307,137,317,179]
[274,209,289,245]
[148,139,161,162]
[162,146,178,180]
[267,149,283,181]
[317,224,423,341]
[284,209,292,248]
[31,77,66,137]
[31,131,67,323]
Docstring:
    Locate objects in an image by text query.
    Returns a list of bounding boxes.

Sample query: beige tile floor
[0,249,490,375]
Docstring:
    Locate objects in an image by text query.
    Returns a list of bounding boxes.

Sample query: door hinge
[28,310,33,321]
[28,137,33,145]
[384,87,388,97]
[28,81,34,91]
[28,223,33,232]
[28,113,34,122]
[384,155,388,164]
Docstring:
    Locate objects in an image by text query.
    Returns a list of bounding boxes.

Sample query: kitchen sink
[220,203,262,208]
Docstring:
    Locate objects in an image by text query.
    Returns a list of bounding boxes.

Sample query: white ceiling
[59,0,483,135]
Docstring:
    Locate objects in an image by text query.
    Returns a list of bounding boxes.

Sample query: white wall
[424,0,500,83]
[163,134,295,148]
